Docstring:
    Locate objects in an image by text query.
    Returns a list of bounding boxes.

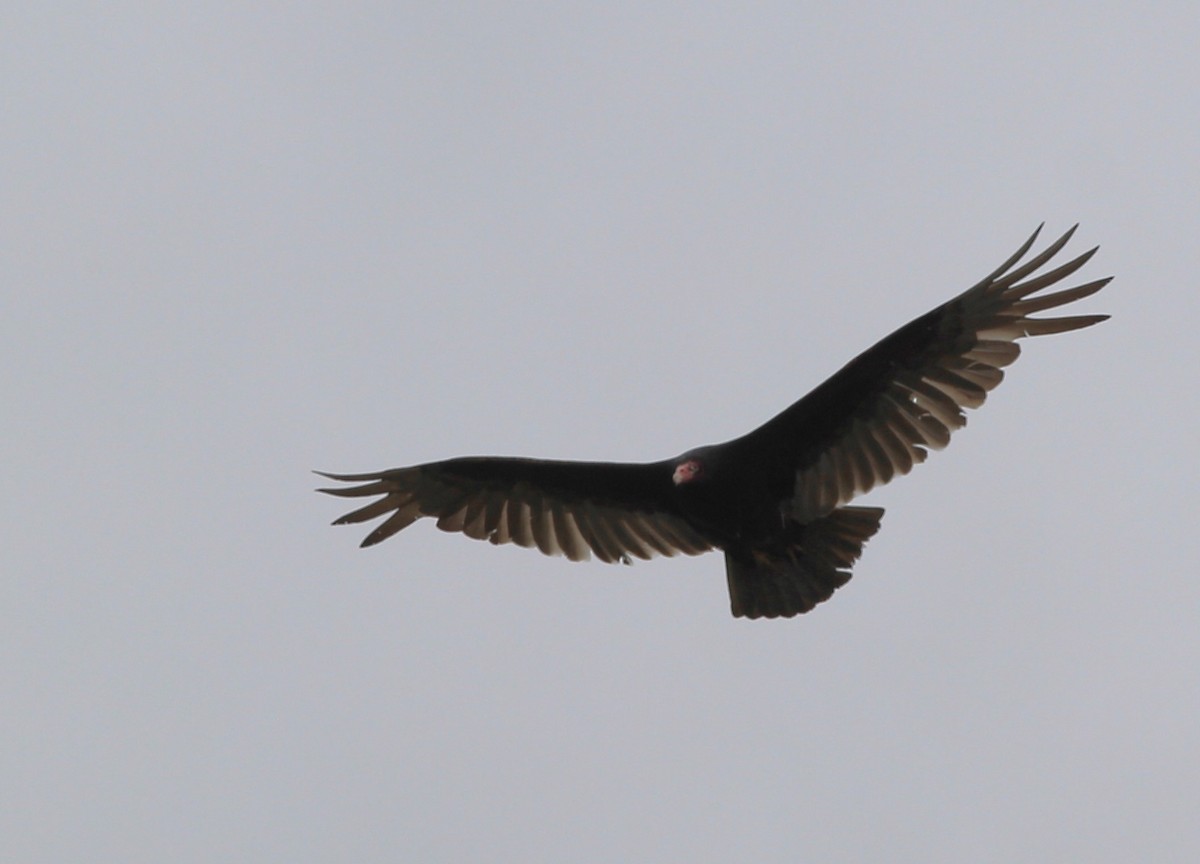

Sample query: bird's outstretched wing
[317,457,714,563]
[729,224,1110,520]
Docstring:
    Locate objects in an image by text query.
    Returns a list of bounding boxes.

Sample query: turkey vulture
[319,225,1108,618]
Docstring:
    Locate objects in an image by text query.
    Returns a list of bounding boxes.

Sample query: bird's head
[672,458,704,486]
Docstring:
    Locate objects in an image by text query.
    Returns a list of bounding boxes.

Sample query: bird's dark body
[671,446,788,545]
[319,226,1109,618]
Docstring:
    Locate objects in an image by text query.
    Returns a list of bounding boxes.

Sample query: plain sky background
[4,3,1198,862]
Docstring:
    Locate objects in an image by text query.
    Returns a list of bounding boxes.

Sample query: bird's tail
[724,507,884,619]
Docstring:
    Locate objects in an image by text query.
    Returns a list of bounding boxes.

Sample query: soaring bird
[319,225,1108,618]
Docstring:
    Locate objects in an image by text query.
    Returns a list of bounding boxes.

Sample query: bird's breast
[674,471,790,547]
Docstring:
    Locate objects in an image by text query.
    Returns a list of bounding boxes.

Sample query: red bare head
[672,459,703,486]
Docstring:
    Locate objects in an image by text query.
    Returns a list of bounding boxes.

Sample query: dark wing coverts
[317,458,714,563]
[723,224,1110,521]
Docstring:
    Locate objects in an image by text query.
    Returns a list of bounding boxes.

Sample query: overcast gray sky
[4,4,1198,862]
